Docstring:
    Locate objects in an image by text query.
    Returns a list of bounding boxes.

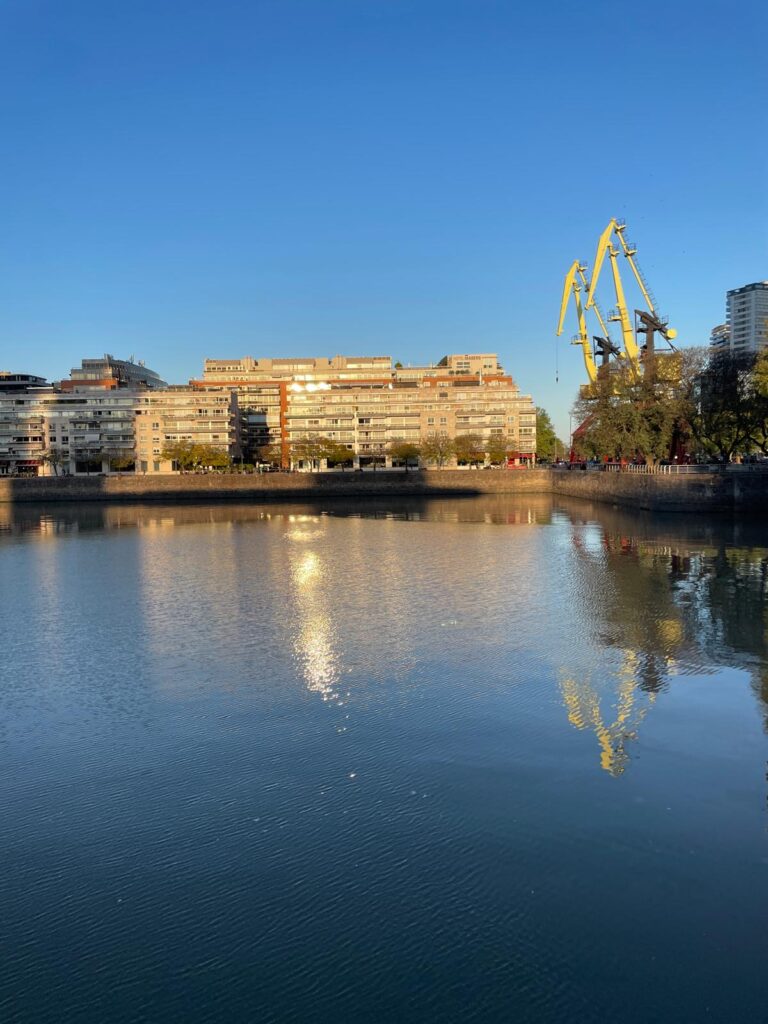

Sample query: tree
[256,441,283,467]
[535,408,566,462]
[321,439,354,469]
[688,351,757,461]
[160,441,231,471]
[41,447,68,476]
[452,432,485,466]
[747,350,768,454]
[290,433,327,469]
[108,454,136,472]
[572,359,686,464]
[486,434,512,465]
[160,441,196,470]
[388,439,421,471]
[420,431,454,468]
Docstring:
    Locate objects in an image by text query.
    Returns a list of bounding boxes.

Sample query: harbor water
[1,496,766,1023]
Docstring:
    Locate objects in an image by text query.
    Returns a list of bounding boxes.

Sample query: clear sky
[1,0,765,438]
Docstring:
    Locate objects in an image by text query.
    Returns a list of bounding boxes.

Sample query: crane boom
[615,223,656,313]
[607,245,640,365]
[556,260,598,384]
[576,266,611,338]
[586,219,640,369]
[585,220,616,311]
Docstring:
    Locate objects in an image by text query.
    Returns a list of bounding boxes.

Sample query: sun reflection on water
[288,530,342,703]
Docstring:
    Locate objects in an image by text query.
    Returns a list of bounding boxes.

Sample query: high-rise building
[723,283,768,355]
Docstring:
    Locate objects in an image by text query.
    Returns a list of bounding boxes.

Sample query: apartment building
[0,387,138,476]
[0,371,49,392]
[134,387,241,473]
[726,283,768,354]
[60,354,167,391]
[192,353,536,465]
[709,324,730,352]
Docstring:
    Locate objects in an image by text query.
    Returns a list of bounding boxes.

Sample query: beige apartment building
[134,387,241,473]
[192,353,536,466]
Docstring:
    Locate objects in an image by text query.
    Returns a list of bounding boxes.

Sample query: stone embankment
[1,468,766,513]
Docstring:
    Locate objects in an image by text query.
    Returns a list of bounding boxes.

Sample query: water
[1,496,766,1023]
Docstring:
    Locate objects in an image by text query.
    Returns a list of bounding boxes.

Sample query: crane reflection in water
[558,506,768,776]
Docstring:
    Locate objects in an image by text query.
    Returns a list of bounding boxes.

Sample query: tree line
[275,431,525,469]
[572,349,768,463]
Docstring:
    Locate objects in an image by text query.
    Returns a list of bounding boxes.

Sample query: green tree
[388,439,421,470]
[290,433,327,469]
[486,434,512,465]
[420,431,454,467]
[747,350,768,454]
[687,351,757,461]
[161,441,230,471]
[452,432,485,466]
[108,454,136,473]
[321,438,354,469]
[572,360,687,464]
[535,408,566,462]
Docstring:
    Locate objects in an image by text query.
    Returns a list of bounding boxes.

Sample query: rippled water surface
[1,496,767,1023]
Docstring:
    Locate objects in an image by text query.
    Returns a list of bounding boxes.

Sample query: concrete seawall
[551,469,768,513]
[0,470,549,505]
[1,469,767,513]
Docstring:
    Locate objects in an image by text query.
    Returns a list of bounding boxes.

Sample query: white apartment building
[0,388,138,475]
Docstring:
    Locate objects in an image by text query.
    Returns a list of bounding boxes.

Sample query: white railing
[598,462,768,475]
[594,463,713,475]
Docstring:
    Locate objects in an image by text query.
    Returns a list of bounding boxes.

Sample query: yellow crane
[556,260,621,385]
[586,219,677,376]
[586,219,641,371]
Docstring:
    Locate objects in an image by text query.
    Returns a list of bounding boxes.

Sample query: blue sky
[1,0,765,438]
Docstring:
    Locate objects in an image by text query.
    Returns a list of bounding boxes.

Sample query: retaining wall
[1,469,767,513]
[550,469,768,513]
[0,470,549,505]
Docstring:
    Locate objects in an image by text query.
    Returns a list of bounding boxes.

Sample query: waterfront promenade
[2,466,768,512]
